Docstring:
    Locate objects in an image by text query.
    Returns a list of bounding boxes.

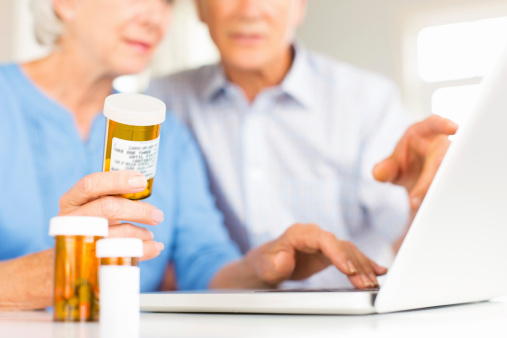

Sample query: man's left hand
[244,224,387,289]
[372,115,458,210]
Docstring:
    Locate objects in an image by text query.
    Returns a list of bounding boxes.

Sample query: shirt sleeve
[170,119,242,290]
[357,80,412,244]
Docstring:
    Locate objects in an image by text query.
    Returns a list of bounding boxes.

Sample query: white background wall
[0,0,15,63]
[297,0,507,88]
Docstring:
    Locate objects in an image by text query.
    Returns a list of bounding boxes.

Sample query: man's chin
[223,54,275,72]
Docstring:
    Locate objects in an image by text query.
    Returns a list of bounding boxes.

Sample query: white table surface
[2,298,507,338]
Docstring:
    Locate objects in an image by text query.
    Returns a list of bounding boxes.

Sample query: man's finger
[408,139,450,209]
[415,115,458,137]
[373,156,400,183]
[67,196,164,226]
[60,171,147,208]
[249,247,295,285]
[348,274,371,289]
[339,243,377,288]
[317,231,361,276]
[352,250,378,287]
[273,224,321,254]
[272,251,296,280]
[370,259,388,276]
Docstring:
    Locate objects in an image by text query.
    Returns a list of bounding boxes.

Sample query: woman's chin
[111,62,149,77]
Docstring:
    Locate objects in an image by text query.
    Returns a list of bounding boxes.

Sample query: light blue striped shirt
[150,45,411,288]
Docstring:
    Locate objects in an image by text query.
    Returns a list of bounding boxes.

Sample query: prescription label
[110,137,160,180]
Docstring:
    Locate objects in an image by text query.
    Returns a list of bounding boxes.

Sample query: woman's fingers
[59,171,147,210]
[109,224,164,261]
[66,196,164,226]
[109,223,155,241]
[140,240,164,261]
[56,172,165,263]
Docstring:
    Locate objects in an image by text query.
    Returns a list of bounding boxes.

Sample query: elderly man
[150,0,457,288]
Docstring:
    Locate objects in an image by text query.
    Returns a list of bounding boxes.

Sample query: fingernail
[149,231,155,240]
[347,260,357,274]
[152,209,164,223]
[411,197,421,209]
[361,274,374,288]
[155,242,164,251]
[128,175,147,189]
[369,273,379,287]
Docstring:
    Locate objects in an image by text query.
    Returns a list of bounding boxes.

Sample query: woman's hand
[58,170,165,261]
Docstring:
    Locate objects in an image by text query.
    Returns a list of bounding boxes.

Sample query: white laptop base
[141,289,378,315]
[141,44,507,315]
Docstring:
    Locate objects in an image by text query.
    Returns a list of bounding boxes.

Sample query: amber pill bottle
[103,93,166,200]
[49,216,108,322]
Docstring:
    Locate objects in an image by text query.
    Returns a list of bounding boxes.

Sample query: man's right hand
[58,170,165,261]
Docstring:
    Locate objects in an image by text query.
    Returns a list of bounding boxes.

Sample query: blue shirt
[0,63,241,291]
[149,44,411,288]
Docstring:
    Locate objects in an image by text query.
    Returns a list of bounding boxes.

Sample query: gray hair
[30,0,64,47]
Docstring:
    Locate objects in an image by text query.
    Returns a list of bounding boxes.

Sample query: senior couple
[0,0,457,310]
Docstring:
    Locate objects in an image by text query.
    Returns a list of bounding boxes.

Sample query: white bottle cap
[49,216,109,237]
[103,93,166,126]
[96,238,144,258]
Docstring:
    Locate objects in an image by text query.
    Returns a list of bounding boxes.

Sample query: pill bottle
[49,216,108,322]
[103,93,166,200]
[96,238,143,327]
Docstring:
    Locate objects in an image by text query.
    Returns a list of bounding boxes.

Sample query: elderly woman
[0,0,387,311]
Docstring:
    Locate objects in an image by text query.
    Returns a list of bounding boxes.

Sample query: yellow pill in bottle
[49,216,109,322]
[102,93,166,200]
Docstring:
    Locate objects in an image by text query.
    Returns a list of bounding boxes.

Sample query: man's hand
[211,224,387,289]
[59,170,165,260]
[373,115,458,210]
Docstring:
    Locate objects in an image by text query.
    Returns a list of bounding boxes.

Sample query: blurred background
[1,0,507,126]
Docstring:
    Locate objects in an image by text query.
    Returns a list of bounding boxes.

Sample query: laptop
[141,45,507,315]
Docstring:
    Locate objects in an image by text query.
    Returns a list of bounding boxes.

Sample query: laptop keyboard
[255,287,380,293]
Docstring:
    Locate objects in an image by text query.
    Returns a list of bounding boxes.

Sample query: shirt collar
[280,42,315,109]
[201,63,229,102]
[201,42,315,109]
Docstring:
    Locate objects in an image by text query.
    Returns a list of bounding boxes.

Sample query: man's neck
[22,45,115,140]
[223,47,294,103]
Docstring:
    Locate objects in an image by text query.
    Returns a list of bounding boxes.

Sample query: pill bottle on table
[49,216,108,322]
[102,93,166,200]
[96,238,143,328]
